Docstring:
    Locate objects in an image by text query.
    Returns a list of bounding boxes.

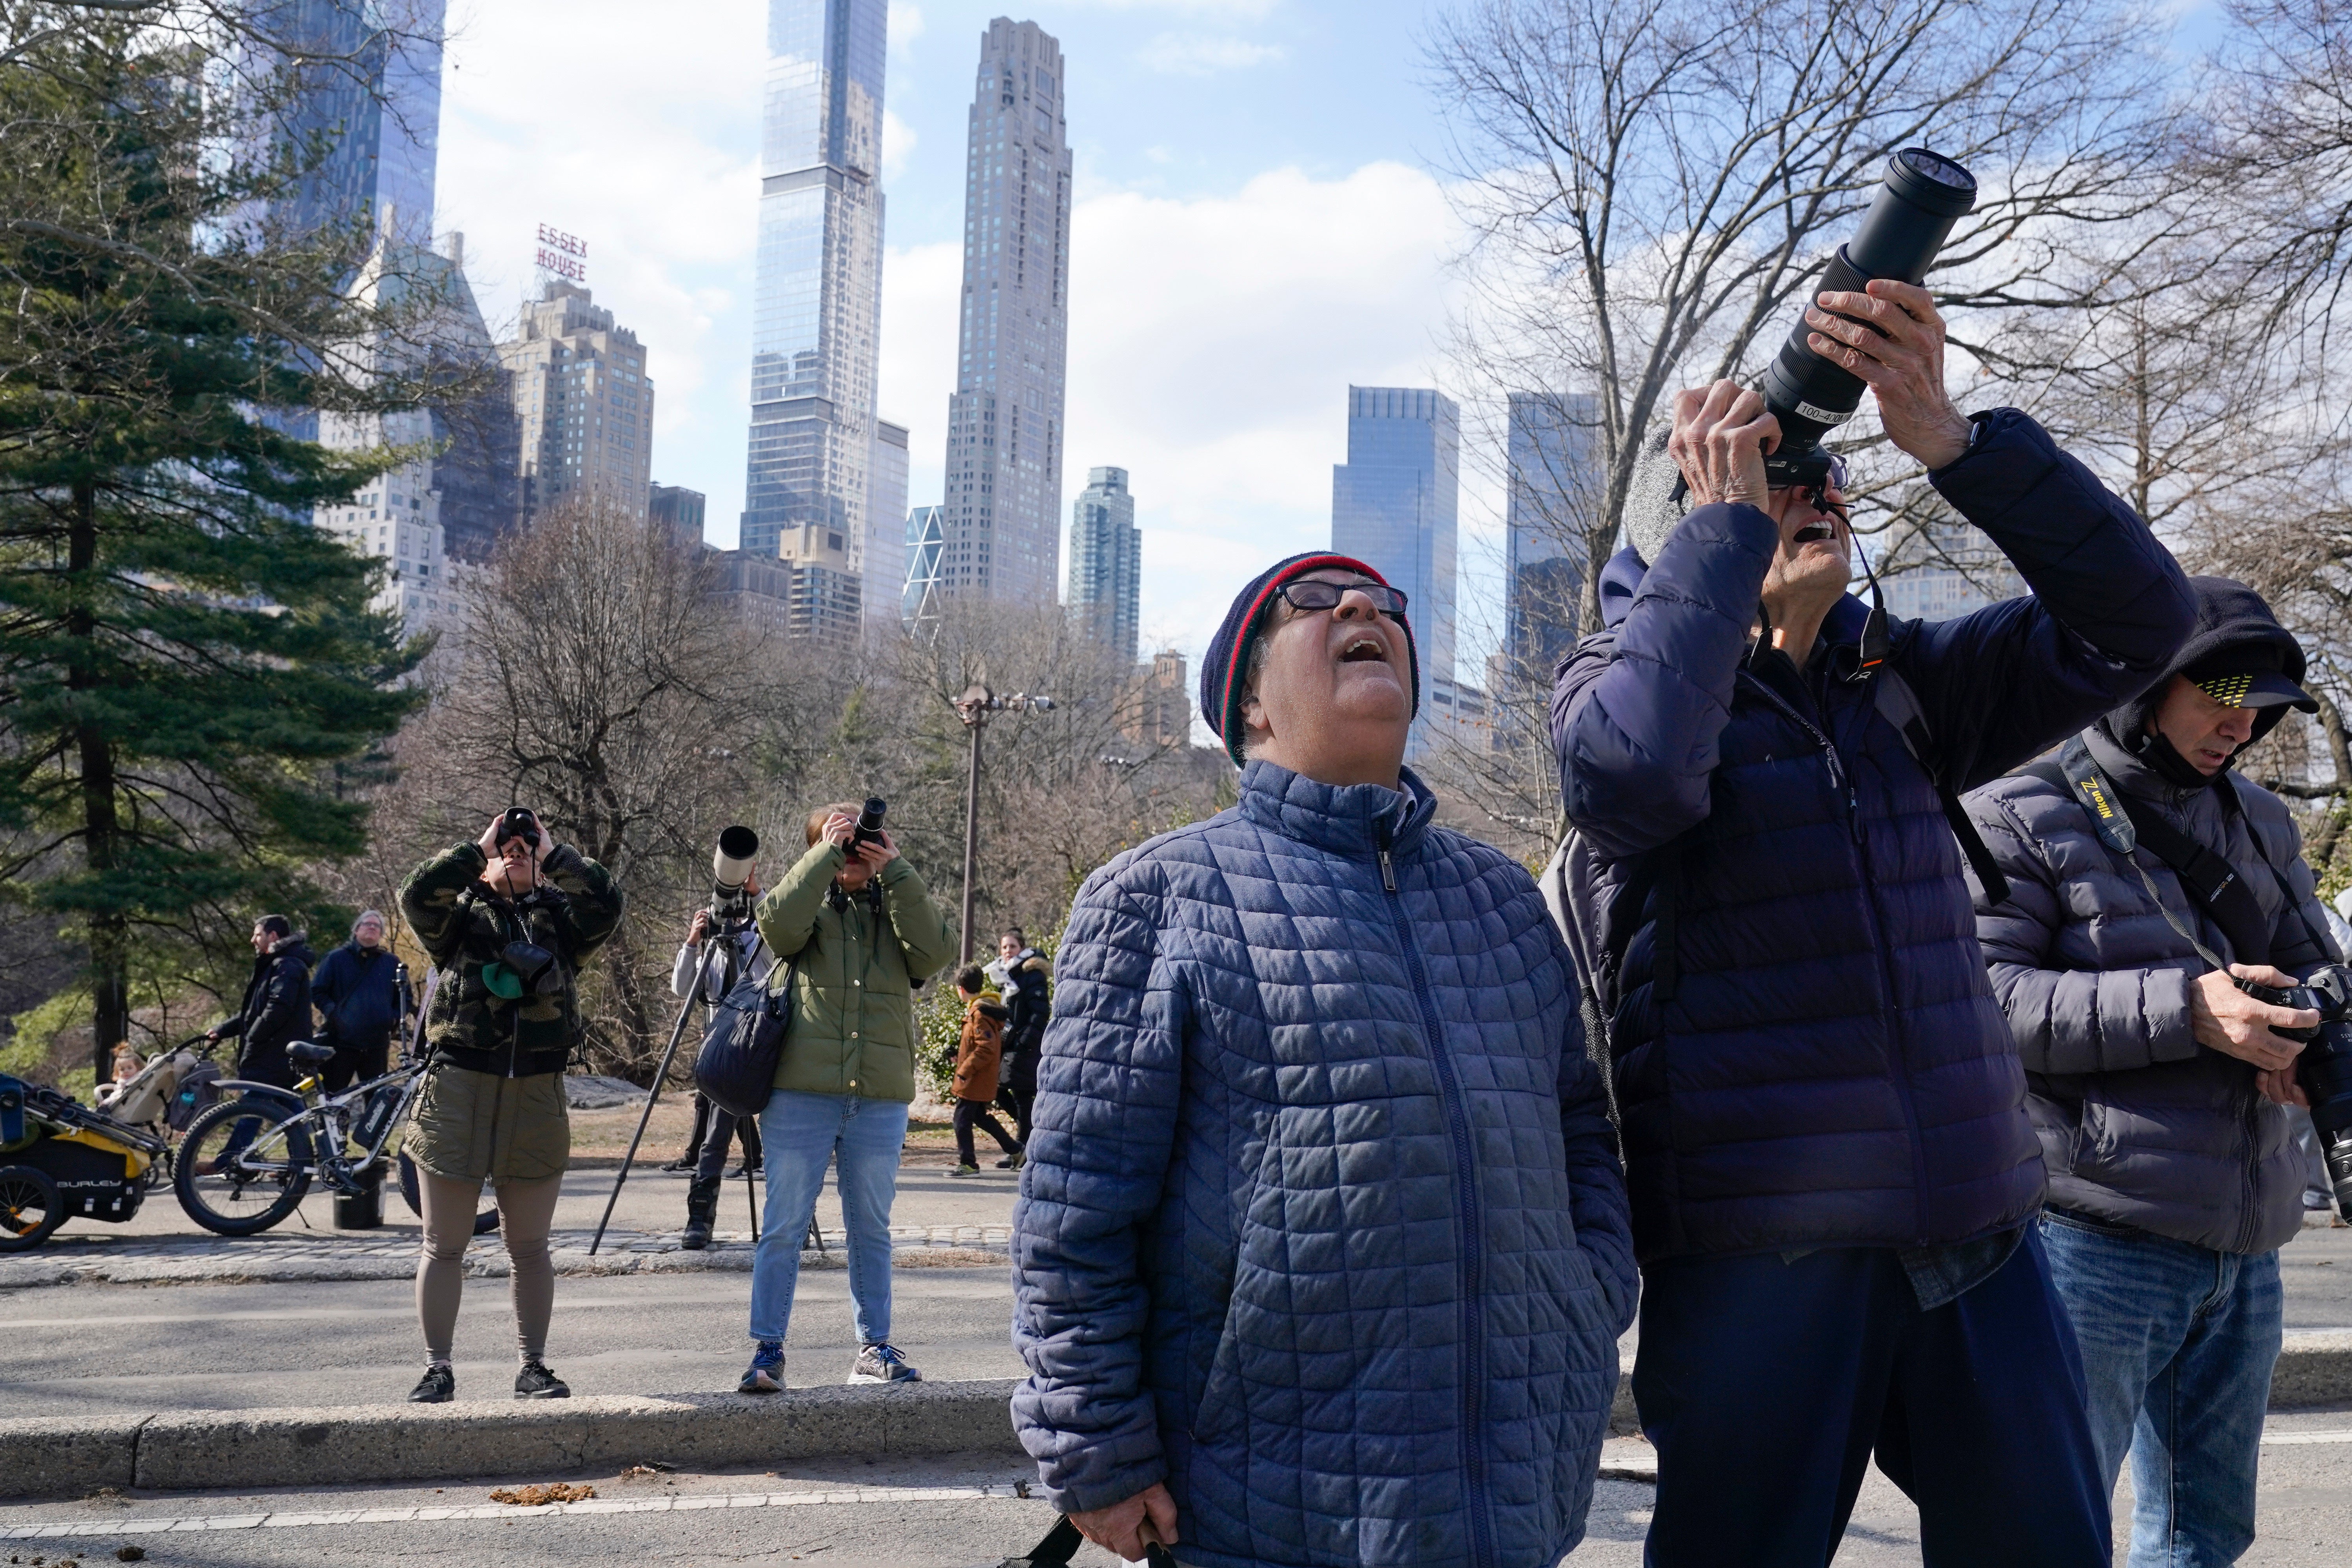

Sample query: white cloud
[880,162,1465,678]
[888,0,926,53]
[882,108,918,180]
[1136,32,1288,74]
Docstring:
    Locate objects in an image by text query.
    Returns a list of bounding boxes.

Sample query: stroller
[0,1070,170,1252]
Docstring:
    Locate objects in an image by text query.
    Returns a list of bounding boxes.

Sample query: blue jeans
[748,1091,907,1346]
[2039,1211,2283,1568]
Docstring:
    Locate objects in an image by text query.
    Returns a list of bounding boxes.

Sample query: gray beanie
[353,909,387,935]
[1622,418,1691,565]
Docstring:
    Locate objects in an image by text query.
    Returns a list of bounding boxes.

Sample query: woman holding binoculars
[396,808,624,1404]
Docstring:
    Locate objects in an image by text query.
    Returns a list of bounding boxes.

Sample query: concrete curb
[0,1380,1025,1500]
[0,1240,1011,1290]
[4,1335,2347,1502]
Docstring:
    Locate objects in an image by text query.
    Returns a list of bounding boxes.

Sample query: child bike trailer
[0,1073,168,1252]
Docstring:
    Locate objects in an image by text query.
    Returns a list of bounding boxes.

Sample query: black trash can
[334,1161,384,1230]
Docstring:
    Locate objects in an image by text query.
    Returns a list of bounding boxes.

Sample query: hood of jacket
[2098,575,2308,789]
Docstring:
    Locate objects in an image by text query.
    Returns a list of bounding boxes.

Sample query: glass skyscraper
[742,0,889,577]
[937,18,1072,606]
[1331,386,1458,754]
[1504,391,1599,693]
[256,0,444,245]
[1067,466,1140,664]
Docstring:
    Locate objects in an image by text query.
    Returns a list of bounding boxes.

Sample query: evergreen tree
[0,9,463,1075]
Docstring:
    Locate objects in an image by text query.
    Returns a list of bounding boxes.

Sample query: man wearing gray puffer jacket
[1965,576,2331,1567]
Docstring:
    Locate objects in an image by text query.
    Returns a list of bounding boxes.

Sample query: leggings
[417,1172,563,1362]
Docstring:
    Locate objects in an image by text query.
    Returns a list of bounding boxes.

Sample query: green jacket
[755,839,956,1102]
[399,842,624,1078]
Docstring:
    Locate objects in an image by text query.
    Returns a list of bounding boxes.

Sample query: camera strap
[2026,739,2263,973]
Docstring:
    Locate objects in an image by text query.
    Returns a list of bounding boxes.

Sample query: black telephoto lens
[855,798,887,848]
[1758,148,1977,486]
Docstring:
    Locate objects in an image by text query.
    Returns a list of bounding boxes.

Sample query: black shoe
[408,1364,455,1403]
[658,1156,696,1172]
[515,1360,570,1399]
[681,1176,719,1251]
[994,1156,1016,1169]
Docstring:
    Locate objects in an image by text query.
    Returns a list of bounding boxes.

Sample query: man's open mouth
[1793,523,1835,544]
[1338,635,1387,664]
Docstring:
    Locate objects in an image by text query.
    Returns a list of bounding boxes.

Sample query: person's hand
[1803,278,1973,470]
[2191,964,2318,1071]
[1667,380,1777,509]
[822,812,858,851]
[2258,1065,2311,1107]
[521,811,552,865]
[1070,1482,1179,1563]
[852,828,901,873]
[686,910,710,947]
[477,815,504,859]
[203,1027,223,1042]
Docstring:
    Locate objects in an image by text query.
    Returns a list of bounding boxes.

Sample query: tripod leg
[748,1162,760,1242]
[588,943,721,1256]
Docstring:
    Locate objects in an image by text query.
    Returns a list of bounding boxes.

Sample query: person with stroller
[206,915,316,1090]
[398,808,623,1404]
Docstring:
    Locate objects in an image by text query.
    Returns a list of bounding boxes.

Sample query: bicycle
[173,1041,498,1238]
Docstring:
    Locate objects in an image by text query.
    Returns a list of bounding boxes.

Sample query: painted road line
[2262,1429,2352,1445]
[1,1483,1036,1539]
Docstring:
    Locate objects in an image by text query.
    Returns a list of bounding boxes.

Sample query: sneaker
[849,1342,922,1385]
[408,1364,455,1403]
[947,1163,981,1178]
[657,1156,696,1172]
[514,1360,570,1399]
[739,1340,785,1394]
[993,1156,1015,1169]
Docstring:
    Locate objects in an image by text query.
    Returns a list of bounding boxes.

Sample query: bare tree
[1431,0,2190,638]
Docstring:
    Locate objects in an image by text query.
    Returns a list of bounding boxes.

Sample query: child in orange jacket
[950,964,1023,1176]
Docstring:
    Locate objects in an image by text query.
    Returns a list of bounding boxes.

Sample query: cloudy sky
[431,0,1488,677]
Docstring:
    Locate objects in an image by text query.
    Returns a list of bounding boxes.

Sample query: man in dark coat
[991,928,1051,1152]
[1553,278,2196,1564]
[310,909,410,1092]
[207,915,318,1089]
[1965,578,2329,1566]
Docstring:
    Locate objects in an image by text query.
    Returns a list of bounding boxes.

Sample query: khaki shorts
[406,1064,570,1182]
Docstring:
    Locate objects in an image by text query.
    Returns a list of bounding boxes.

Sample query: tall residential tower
[1331,386,1459,756]
[936,19,1071,605]
[1067,466,1140,664]
[497,282,654,521]
[258,0,445,246]
[743,0,889,592]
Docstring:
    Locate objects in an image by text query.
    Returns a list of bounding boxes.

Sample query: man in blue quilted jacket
[1553,279,2196,1564]
[1012,553,1637,1568]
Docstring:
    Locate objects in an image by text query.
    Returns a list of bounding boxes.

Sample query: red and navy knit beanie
[1198,552,1420,767]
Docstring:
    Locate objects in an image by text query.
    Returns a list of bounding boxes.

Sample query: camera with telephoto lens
[2235,966,2352,1221]
[853,797,887,850]
[711,824,760,922]
[1755,148,1978,489]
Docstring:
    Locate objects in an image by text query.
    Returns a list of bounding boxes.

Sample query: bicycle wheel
[175,1098,312,1236]
[396,1150,499,1236]
[0,1164,64,1252]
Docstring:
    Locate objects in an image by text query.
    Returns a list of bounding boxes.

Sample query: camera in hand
[495,808,543,849]
[2236,968,2352,1220]
[1756,148,1977,489]
[853,797,888,849]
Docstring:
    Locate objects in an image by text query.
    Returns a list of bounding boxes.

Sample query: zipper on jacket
[1375,814,1494,1568]
[1739,671,1933,1238]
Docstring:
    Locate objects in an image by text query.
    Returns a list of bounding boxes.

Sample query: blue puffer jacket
[1011,762,1636,1568]
[1552,410,2194,1263]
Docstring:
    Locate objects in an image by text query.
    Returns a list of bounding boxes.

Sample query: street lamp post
[952,684,1055,964]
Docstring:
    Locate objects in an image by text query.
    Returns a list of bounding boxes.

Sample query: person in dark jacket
[1553,278,2196,1565]
[1014,554,1636,1568]
[990,928,1050,1150]
[207,915,317,1088]
[1965,578,2328,1566]
[310,910,410,1093]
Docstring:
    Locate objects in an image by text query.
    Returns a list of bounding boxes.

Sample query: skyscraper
[742,0,889,589]
[650,483,707,551]
[497,282,655,520]
[256,0,445,246]
[1067,466,1140,664]
[865,420,910,629]
[1503,392,1599,697]
[1331,386,1458,756]
[902,505,946,632]
[938,19,1072,605]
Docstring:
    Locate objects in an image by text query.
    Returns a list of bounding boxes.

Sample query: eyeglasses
[1274,579,1408,617]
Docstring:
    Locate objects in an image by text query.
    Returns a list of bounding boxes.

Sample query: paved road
[3,1417,2349,1566]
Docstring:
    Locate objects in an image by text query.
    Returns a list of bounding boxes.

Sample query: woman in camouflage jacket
[397,809,623,1405]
